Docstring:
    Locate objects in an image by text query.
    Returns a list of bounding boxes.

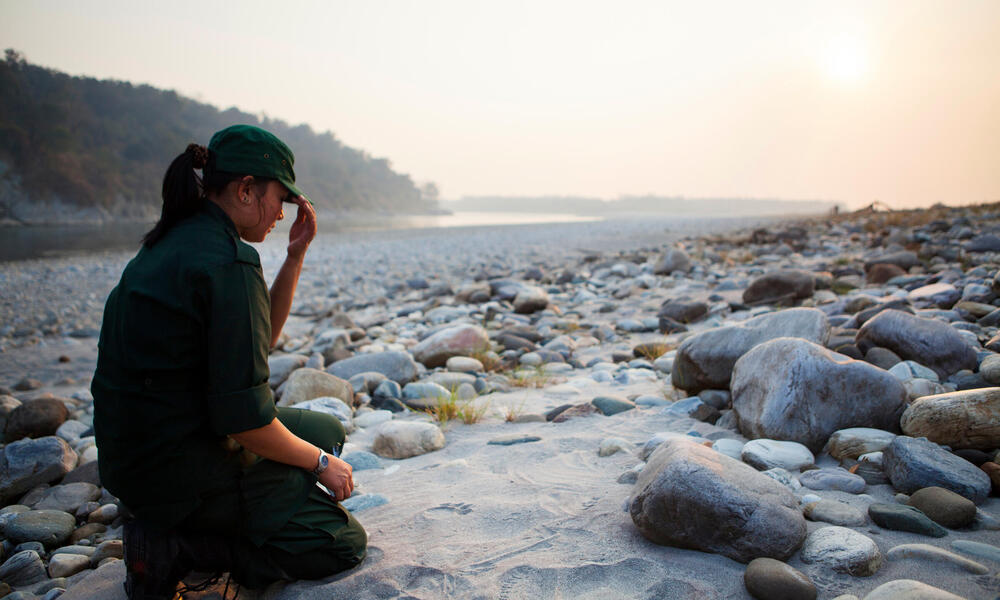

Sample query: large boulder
[742,270,815,305]
[882,436,991,504]
[0,436,78,503]
[372,421,446,459]
[4,398,69,442]
[900,388,1000,450]
[855,309,977,379]
[411,324,489,368]
[732,338,906,453]
[672,308,830,394]
[628,438,806,563]
[276,368,353,407]
[326,351,418,385]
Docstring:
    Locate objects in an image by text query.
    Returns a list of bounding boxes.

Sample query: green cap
[207,124,309,203]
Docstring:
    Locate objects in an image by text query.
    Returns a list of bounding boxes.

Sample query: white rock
[48,552,91,578]
[824,428,896,460]
[293,397,354,433]
[372,421,446,459]
[354,410,393,429]
[863,580,964,600]
[598,437,633,457]
[800,526,883,576]
[741,439,815,471]
[885,543,988,574]
[445,356,484,373]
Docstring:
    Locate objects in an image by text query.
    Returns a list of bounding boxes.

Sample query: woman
[92,125,367,598]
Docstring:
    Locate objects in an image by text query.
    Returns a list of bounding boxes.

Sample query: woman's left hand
[287,195,317,258]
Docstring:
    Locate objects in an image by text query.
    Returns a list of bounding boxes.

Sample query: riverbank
[2,207,1000,600]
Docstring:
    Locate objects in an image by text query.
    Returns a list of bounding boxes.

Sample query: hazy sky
[3,0,998,208]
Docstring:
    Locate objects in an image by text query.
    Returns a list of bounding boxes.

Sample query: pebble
[862,579,965,600]
[48,553,91,578]
[799,467,866,493]
[741,439,815,472]
[803,500,867,527]
[885,543,988,574]
[342,451,384,471]
[743,557,816,600]
[950,539,1000,564]
[372,421,446,459]
[824,428,896,460]
[867,503,947,537]
[487,434,542,446]
[341,493,389,513]
[353,409,394,429]
[799,526,883,576]
[86,503,118,525]
[4,510,77,547]
[908,486,976,529]
[0,550,47,586]
[591,395,635,416]
[711,438,744,460]
[598,437,632,457]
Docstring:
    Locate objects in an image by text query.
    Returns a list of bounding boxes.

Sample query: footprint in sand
[426,502,474,517]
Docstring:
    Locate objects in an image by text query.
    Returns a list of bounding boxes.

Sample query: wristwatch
[312,448,329,476]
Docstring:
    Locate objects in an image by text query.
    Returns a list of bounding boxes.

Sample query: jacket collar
[202,200,240,239]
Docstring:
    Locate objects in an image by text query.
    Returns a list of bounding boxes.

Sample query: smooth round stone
[0,550,46,586]
[48,552,90,578]
[699,389,731,410]
[883,436,991,504]
[907,486,976,529]
[800,526,883,576]
[799,468,866,493]
[68,523,106,544]
[341,493,389,513]
[13,541,45,555]
[445,356,484,373]
[863,579,965,600]
[634,395,670,408]
[87,503,119,525]
[487,434,541,446]
[761,468,801,491]
[951,539,1000,563]
[353,410,393,429]
[885,543,988,574]
[824,428,896,460]
[33,482,102,514]
[5,510,76,547]
[803,500,867,526]
[342,451,384,471]
[90,539,123,565]
[598,437,633,457]
[741,439,815,472]
[980,354,1000,384]
[49,545,95,558]
[372,421,446,459]
[868,503,947,537]
[519,352,543,367]
[712,438,744,460]
[888,360,940,382]
[744,557,816,600]
[591,395,636,416]
[801,494,822,505]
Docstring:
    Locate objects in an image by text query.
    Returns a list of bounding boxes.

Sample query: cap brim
[279,178,312,205]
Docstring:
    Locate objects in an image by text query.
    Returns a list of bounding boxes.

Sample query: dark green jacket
[92,201,311,542]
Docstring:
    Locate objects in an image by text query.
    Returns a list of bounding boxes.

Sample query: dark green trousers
[182,407,367,589]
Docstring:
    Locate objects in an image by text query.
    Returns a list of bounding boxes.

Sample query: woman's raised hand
[318,455,354,502]
[287,195,317,259]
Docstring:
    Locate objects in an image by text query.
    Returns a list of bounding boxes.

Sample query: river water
[0,211,603,262]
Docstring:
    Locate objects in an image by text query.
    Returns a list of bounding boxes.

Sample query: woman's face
[239,180,290,242]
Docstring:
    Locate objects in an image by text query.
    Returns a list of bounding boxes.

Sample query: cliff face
[0,52,436,225]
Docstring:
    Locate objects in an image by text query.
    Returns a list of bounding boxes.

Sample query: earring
[241,195,251,205]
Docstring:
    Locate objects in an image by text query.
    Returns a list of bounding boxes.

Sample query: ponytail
[142,144,209,247]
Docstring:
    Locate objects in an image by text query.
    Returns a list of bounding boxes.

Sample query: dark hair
[142,144,273,247]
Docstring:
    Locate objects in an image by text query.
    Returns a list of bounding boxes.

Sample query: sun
[823,34,869,85]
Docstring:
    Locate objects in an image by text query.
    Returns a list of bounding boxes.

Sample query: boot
[123,520,186,600]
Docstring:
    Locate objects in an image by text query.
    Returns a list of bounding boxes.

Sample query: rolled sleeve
[201,254,276,435]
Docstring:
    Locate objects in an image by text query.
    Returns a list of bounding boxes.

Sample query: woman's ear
[237,176,255,204]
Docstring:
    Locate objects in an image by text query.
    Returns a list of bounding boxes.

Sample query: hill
[0,50,436,225]
[446,195,839,217]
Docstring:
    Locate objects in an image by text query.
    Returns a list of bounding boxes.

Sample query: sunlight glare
[823,34,868,85]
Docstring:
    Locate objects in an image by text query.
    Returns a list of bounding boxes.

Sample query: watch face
[320,454,329,469]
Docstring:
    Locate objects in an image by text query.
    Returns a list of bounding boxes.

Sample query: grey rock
[885,543,988,574]
[799,526,882,576]
[653,248,691,275]
[89,539,123,566]
[591,396,635,416]
[0,550,46,586]
[348,371,387,395]
[267,354,308,388]
[0,437,78,503]
[5,398,69,442]
[33,483,101,514]
[900,387,1000,450]
[799,468,866,493]
[868,503,947,537]
[277,368,353,407]
[629,438,806,563]
[743,557,816,600]
[487,434,542,446]
[863,250,920,271]
[823,428,896,460]
[341,493,389,513]
[372,421,446,459]
[743,270,815,305]
[326,351,418,385]
[907,283,960,308]
[673,308,830,393]
[740,439,814,471]
[513,286,550,314]
[657,301,708,324]
[293,397,354,432]
[803,500,867,526]
[855,310,977,379]
[863,579,965,600]
[401,382,451,410]
[882,436,991,504]
[732,338,906,452]
[342,451,384,471]
[352,410,393,429]
[950,539,1000,564]
[412,324,490,368]
[48,552,90,578]
[4,509,77,547]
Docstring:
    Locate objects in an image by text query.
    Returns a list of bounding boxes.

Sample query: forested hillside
[0,50,436,224]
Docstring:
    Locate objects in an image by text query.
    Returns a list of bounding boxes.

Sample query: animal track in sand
[496,558,715,599]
